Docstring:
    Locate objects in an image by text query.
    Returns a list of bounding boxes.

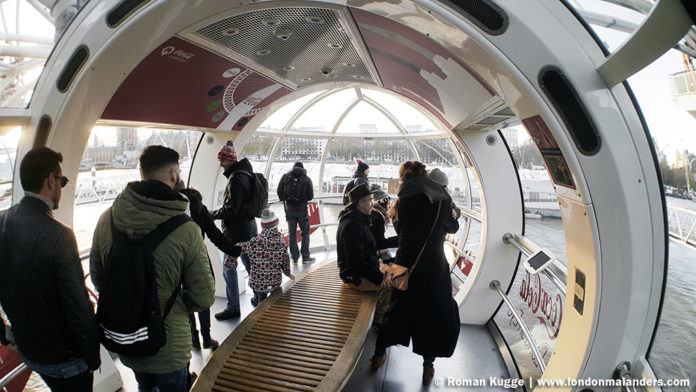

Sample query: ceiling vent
[187,7,378,89]
[453,106,516,133]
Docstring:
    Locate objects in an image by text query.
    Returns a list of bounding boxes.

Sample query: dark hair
[139,145,180,176]
[399,161,427,183]
[20,147,63,192]
[388,198,399,225]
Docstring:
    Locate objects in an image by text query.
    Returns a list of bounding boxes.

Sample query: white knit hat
[261,209,279,229]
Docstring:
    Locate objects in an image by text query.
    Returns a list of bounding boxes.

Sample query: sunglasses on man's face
[55,174,69,188]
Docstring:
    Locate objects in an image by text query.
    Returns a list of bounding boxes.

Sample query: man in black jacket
[211,141,258,320]
[0,147,100,391]
[336,184,390,326]
[277,162,315,263]
[179,184,241,350]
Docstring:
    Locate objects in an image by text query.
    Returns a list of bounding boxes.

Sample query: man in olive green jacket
[90,146,214,391]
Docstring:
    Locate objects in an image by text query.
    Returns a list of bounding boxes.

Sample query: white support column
[454,129,523,324]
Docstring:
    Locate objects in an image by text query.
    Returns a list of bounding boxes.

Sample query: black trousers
[40,370,93,392]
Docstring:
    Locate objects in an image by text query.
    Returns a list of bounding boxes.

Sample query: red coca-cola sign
[520,271,563,339]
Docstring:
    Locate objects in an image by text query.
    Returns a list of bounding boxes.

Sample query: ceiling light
[306,16,325,24]
[275,28,293,41]
[262,18,280,27]
[222,28,240,37]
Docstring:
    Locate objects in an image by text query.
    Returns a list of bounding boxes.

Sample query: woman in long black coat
[371,161,460,383]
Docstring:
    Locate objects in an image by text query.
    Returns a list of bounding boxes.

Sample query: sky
[5,0,694,163]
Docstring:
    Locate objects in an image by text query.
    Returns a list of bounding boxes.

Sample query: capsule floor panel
[113,252,510,392]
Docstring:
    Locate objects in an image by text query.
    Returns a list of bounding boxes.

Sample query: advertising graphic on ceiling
[102,36,291,131]
[351,8,495,128]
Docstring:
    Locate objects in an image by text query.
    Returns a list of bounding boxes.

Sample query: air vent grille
[57,45,89,93]
[445,0,508,35]
[107,0,149,27]
[193,7,374,87]
[539,67,601,155]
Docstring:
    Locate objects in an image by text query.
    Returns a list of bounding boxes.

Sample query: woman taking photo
[371,161,460,384]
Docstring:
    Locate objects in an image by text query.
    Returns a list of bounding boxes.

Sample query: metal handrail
[490,280,546,373]
[502,233,567,295]
[614,362,638,392]
[666,205,696,248]
[460,207,482,222]
[0,362,28,391]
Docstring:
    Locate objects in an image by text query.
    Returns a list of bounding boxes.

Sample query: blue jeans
[133,366,188,392]
[222,253,251,312]
[20,354,88,379]
[287,213,310,260]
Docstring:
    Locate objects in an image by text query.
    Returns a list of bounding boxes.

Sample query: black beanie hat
[294,161,304,169]
[356,159,369,176]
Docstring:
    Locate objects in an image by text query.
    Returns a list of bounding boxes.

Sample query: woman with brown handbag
[371,161,461,384]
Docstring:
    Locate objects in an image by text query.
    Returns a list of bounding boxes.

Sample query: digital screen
[528,251,551,270]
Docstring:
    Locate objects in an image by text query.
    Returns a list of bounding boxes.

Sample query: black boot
[202,336,219,350]
[191,332,201,350]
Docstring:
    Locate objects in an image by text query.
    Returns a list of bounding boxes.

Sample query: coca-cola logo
[520,271,563,339]
[160,46,195,62]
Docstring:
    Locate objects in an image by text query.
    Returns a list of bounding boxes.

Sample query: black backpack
[283,174,306,203]
[342,179,355,206]
[233,170,268,218]
[96,212,190,357]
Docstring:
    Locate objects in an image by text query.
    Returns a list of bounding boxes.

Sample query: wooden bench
[191,262,378,392]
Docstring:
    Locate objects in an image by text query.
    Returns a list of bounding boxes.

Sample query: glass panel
[1,1,93,108]
[490,125,566,383]
[289,88,358,134]
[269,137,327,195]
[563,0,645,54]
[324,139,414,196]
[240,134,276,162]
[266,200,337,252]
[74,126,203,252]
[362,88,439,133]
[0,1,55,108]
[0,127,21,211]
[260,89,327,130]
[413,138,458,166]
[335,101,402,135]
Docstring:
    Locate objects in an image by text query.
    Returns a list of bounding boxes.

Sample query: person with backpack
[0,147,100,392]
[277,162,315,263]
[237,209,295,307]
[342,159,370,206]
[211,141,268,320]
[90,146,214,392]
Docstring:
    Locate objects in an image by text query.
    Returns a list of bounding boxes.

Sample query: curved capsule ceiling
[101,4,496,130]
[18,0,681,386]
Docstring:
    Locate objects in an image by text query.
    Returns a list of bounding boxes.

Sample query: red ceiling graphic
[101,36,291,131]
[351,8,495,128]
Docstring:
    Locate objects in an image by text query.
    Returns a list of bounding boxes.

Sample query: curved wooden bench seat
[191,262,378,392]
